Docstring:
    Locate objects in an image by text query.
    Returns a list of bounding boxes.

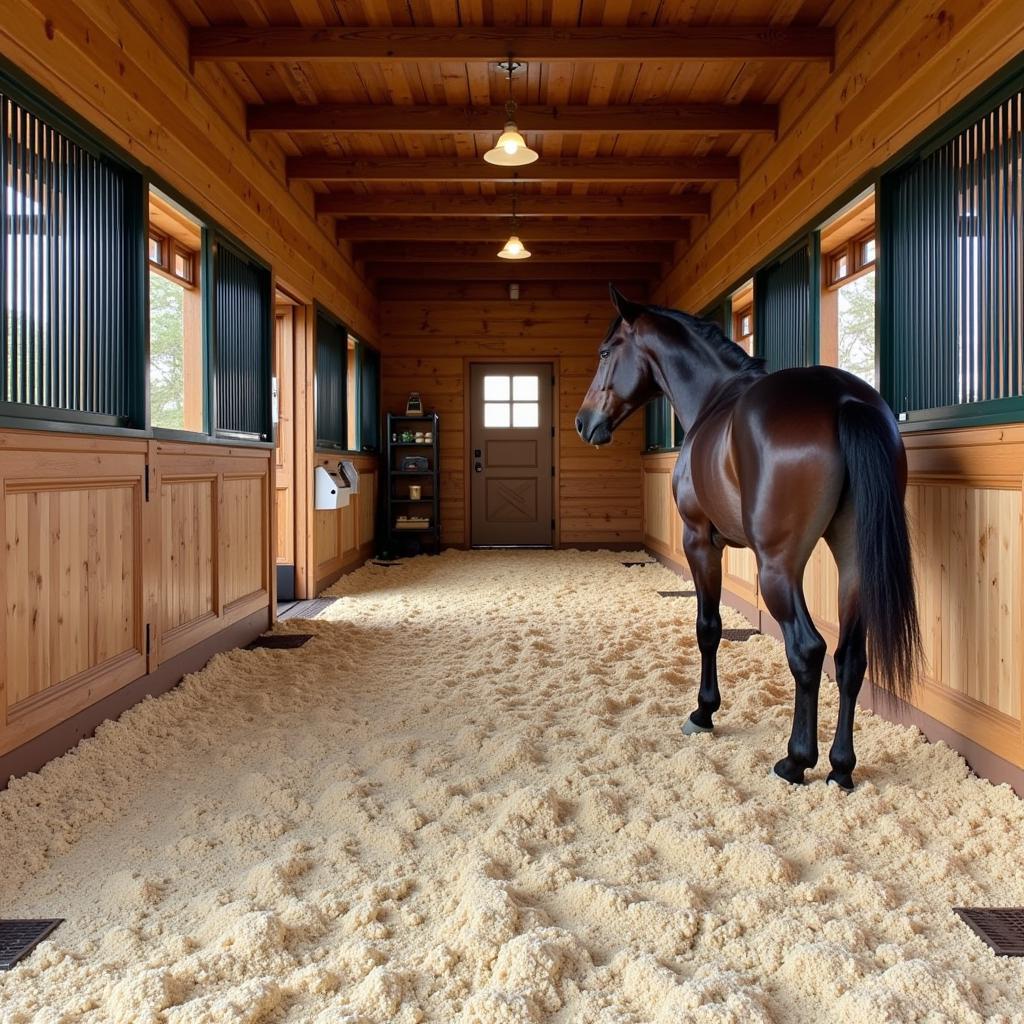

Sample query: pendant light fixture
[484,59,539,167]
[498,191,531,260]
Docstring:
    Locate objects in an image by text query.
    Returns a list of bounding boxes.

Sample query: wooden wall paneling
[151,443,272,663]
[0,437,149,757]
[657,0,1024,314]
[222,474,268,608]
[379,298,644,548]
[0,0,377,341]
[312,452,379,592]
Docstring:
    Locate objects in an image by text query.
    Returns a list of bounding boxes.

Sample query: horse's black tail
[837,400,921,703]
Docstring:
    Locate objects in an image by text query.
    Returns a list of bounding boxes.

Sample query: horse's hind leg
[682,520,723,734]
[758,561,827,784]
[825,509,868,790]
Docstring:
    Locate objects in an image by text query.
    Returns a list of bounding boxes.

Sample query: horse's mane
[644,304,767,375]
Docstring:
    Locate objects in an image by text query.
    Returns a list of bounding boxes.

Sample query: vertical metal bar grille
[644,395,672,450]
[314,309,347,448]
[1,89,141,424]
[881,85,1023,416]
[754,243,812,373]
[359,343,380,451]
[213,240,271,440]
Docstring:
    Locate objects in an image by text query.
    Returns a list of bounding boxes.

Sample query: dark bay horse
[577,286,920,790]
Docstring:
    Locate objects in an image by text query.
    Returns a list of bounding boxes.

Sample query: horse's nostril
[575,416,584,434]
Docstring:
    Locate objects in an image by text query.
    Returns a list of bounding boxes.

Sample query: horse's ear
[609,284,643,326]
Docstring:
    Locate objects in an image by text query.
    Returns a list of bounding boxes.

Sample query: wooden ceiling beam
[338,218,685,241]
[318,193,709,217]
[249,103,777,135]
[365,262,661,281]
[191,26,834,63]
[287,154,739,182]
[354,241,672,263]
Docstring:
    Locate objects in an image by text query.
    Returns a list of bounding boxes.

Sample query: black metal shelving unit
[385,412,440,555]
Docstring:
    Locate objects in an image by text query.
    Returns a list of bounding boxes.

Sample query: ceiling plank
[337,217,686,241]
[317,193,709,217]
[287,154,739,182]
[365,261,661,281]
[192,26,834,63]
[354,241,672,262]
[249,103,777,135]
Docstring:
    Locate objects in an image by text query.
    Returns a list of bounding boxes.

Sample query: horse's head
[575,285,660,446]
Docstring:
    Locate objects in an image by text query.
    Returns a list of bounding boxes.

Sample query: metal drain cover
[0,920,63,970]
[721,628,759,641]
[657,590,697,598]
[955,908,1024,955]
[246,634,313,650]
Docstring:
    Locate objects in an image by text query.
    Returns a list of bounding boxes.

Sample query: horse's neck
[648,331,743,433]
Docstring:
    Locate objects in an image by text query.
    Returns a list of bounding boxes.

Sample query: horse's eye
[599,350,609,360]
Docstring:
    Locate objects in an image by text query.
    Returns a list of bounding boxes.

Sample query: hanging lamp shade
[484,120,539,166]
[497,233,531,260]
[484,61,539,167]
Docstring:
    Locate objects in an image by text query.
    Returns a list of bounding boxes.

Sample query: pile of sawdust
[1,550,1022,1023]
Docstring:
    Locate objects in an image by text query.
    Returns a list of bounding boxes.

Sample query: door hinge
[145,623,152,657]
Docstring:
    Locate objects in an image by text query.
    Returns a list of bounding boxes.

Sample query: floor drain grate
[0,920,63,970]
[622,561,657,568]
[721,629,759,641]
[657,590,697,598]
[954,908,1024,955]
[247,634,313,650]
[277,598,338,621]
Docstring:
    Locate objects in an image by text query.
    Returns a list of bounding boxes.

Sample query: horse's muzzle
[576,409,613,446]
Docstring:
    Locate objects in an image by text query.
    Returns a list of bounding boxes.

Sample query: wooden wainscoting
[641,424,1024,773]
[150,442,272,665]
[313,452,378,592]
[0,431,274,761]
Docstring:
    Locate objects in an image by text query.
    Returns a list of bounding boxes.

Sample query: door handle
[474,461,483,473]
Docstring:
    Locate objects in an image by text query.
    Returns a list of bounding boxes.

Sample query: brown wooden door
[470,362,554,546]
[274,304,296,596]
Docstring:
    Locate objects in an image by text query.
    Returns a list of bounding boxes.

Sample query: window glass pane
[834,254,848,279]
[149,189,204,433]
[512,375,539,401]
[150,271,203,431]
[740,314,752,336]
[861,238,876,263]
[484,375,510,401]
[347,337,359,450]
[484,402,510,427]
[838,271,876,389]
[512,402,539,428]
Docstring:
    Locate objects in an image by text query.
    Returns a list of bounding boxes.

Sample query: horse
[576,286,921,790]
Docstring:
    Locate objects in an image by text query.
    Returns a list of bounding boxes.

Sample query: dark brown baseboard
[0,607,270,790]
[647,547,1024,796]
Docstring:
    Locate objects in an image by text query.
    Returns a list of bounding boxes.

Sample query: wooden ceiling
[179,0,840,289]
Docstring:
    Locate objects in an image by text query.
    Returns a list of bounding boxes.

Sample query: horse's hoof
[826,770,855,792]
[772,757,807,785]
[681,716,714,737]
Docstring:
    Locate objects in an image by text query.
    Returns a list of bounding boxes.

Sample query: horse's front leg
[681,520,724,735]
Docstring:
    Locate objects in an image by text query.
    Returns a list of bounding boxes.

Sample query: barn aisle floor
[1,550,1023,1023]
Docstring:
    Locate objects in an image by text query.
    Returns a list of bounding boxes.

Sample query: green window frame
[879,70,1024,430]
[1,75,146,431]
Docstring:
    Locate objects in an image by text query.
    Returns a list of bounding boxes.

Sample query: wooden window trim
[148,227,197,289]
[825,228,876,289]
